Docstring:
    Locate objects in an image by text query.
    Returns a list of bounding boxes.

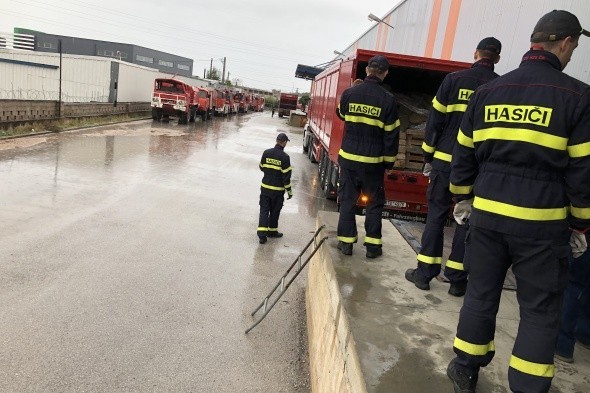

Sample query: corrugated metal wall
[0,49,212,102]
[340,0,590,84]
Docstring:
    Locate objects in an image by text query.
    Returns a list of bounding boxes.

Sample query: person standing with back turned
[257,133,292,244]
[405,37,501,297]
[446,10,590,393]
[336,55,400,259]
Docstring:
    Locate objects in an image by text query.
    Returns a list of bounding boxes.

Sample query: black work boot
[366,246,383,259]
[258,236,267,244]
[267,232,284,238]
[448,280,468,297]
[337,241,353,256]
[405,268,430,290]
[447,358,478,393]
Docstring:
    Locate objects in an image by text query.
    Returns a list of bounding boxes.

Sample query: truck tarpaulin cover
[295,64,323,80]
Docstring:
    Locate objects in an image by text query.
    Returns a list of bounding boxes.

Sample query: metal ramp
[245,225,329,334]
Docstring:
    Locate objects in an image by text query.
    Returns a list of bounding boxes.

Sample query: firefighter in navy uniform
[257,133,292,244]
[445,10,590,393]
[336,55,400,259]
[405,37,501,297]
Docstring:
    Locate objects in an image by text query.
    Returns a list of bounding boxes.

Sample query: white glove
[570,231,588,258]
[423,162,432,177]
[453,199,473,225]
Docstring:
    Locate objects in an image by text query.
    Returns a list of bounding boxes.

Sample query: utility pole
[58,39,62,118]
[221,57,226,83]
[227,72,230,84]
[209,58,213,79]
[203,68,206,78]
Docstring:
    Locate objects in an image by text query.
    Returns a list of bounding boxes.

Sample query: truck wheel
[178,113,188,125]
[201,111,207,121]
[189,108,196,123]
[152,108,162,121]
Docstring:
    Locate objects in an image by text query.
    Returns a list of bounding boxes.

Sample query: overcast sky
[0,0,401,92]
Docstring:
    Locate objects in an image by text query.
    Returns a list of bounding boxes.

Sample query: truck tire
[178,112,188,125]
[189,108,196,123]
[201,111,207,121]
[152,108,162,121]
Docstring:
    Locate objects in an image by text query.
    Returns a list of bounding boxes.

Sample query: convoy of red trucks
[151,79,266,123]
[303,49,470,222]
[278,93,298,117]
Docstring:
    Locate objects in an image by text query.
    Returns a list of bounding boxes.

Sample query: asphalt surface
[0,113,336,392]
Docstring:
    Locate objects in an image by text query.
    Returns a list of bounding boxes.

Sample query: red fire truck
[278,93,298,117]
[252,95,264,112]
[303,49,469,222]
[151,78,199,124]
[212,89,229,116]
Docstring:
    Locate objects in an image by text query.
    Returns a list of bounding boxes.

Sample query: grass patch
[0,112,151,138]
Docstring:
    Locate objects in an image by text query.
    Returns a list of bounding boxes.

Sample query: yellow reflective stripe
[337,236,357,243]
[568,141,590,158]
[282,166,292,173]
[344,114,385,128]
[450,183,473,195]
[257,227,268,231]
[261,183,285,191]
[422,141,435,153]
[457,129,474,148]
[571,205,590,220]
[509,355,554,378]
[432,97,447,113]
[284,183,292,188]
[365,237,382,245]
[339,149,384,164]
[338,104,344,118]
[260,164,282,171]
[473,127,568,150]
[473,196,567,221]
[268,228,278,231]
[445,260,464,271]
[417,254,442,265]
[447,103,468,112]
[383,155,396,163]
[434,151,452,162]
[384,119,401,132]
[454,337,495,356]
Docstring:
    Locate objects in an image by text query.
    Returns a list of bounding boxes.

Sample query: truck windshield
[197,91,208,98]
[156,81,184,93]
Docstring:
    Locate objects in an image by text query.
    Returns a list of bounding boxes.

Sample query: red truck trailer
[278,93,298,117]
[303,49,470,222]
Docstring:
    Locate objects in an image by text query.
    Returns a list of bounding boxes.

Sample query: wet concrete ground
[0,113,336,392]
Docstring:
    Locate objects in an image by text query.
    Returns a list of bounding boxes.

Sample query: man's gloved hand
[453,199,473,225]
[287,193,293,200]
[570,230,588,258]
[423,162,432,177]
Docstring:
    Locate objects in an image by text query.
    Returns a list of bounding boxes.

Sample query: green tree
[299,92,310,107]
[206,67,221,80]
[265,95,278,108]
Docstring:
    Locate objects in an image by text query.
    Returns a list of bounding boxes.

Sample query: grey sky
[0,0,400,92]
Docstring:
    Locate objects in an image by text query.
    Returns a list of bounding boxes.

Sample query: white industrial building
[0,48,211,103]
[337,0,590,84]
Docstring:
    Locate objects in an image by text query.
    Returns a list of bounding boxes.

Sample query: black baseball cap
[367,55,389,71]
[531,10,590,43]
[476,37,502,54]
[277,132,290,142]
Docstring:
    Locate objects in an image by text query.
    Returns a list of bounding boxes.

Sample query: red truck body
[278,93,298,117]
[303,49,470,222]
[212,89,229,116]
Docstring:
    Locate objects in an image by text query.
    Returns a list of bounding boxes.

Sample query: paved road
[0,113,336,392]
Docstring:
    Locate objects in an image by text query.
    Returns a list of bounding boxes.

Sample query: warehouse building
[14,27,193,77]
